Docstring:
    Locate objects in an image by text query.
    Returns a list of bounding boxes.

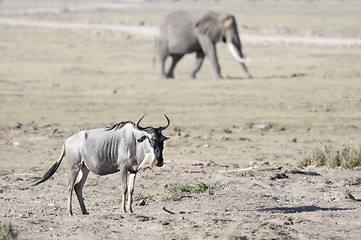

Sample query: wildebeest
[34,115,170,215]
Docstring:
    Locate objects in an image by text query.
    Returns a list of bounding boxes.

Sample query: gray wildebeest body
[34,115,170,215]
[155,11,252,79]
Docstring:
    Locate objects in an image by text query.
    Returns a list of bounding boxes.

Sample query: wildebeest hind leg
[67,164,81,216]
[74,165,90,215]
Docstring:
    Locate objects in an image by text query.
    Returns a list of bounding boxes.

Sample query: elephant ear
[195,13,224,42]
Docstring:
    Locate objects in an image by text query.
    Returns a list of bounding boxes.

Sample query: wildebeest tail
[33,144,66,186]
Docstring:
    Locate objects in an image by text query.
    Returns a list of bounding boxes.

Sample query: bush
[299,143,361,169]
[0,221,18,240]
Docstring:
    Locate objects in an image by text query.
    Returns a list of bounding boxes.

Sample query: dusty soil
[1,152,361,240]
[1,1,361,239]
[1,125,361,239]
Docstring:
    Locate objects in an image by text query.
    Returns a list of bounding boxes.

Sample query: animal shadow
[257,205,354,213]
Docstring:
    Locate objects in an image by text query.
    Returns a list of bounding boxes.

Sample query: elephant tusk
[227,43,250,63]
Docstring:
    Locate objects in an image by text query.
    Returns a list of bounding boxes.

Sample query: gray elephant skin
[155,11,252,79]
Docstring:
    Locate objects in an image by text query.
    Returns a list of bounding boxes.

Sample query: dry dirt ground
[1,151,361,240]
[1,1,361,239]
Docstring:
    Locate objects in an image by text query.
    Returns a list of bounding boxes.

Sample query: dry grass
[299,143,361,169]
[163,181,223,200]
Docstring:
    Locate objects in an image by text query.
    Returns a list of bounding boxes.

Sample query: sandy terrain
[1,145,361,239]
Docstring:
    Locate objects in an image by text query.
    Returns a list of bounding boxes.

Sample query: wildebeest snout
[155,158,164,167]
[154,147,164,167]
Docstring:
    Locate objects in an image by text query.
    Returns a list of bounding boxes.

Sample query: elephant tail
[152,39,156,67]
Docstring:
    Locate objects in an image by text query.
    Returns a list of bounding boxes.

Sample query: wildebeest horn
[136,116,148,131]
[159,114,170,131]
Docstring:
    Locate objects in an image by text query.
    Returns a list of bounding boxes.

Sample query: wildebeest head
[136,115,170,167]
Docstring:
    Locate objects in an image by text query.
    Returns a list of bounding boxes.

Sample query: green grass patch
[132,191,155,202]
[111,191,154,204]
[163,181,223,200]
[299,143,361,169]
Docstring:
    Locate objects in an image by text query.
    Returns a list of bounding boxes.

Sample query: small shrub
[299,143,361,169]
[111,191,154,203]
[132,192,154,202]
[0,221,18,240]
[163,181,223,200]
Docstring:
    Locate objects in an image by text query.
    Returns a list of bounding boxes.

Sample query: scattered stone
[223,128,232,134]
[279,126,286,131]
[239,137,251,142]
[253,123,273,131]
[161,221,170,226]
[270,173,288,180]
[221,136,231,141]
[136,215,150,222]
[138,199,146,206]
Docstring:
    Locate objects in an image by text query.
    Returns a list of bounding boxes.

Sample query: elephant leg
[157,56,168,79]
[190,51,205,79]
[198,36,222,79]
[207,46,222,79]
[167,54,184,78]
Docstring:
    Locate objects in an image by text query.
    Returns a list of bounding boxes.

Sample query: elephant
[155,11,252,79]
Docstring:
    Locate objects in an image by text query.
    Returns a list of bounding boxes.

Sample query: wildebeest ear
[137,136,147,143]
[163,136,170,141]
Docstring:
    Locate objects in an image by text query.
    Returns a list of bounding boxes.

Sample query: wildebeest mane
[106,121,135,131]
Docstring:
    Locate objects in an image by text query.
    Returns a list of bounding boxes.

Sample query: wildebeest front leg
[127,173,137,213]
[119,167,128,213]
[74,165,90,215]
